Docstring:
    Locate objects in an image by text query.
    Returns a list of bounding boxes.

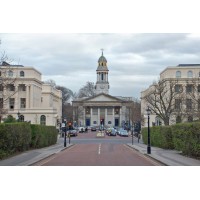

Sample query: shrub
[30,125,58,148]
[0,123,32,159]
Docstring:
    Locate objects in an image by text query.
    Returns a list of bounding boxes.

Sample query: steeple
[95,50,110,94]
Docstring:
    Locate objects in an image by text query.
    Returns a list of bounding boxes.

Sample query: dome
[98,50,107,63]
[98,55,107,63]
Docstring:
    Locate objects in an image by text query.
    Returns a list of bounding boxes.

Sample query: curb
[29,144,74,166]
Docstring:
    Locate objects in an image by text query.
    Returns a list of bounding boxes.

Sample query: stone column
[90,107,93,126]
[15,84,19,110]
[105,108,107,126]
[29,85,33,108]
[112,107,115,126]
[83,107,85,126]
[98,108,100,126]
[26,85,29,109]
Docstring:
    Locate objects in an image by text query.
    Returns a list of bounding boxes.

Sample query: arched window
[20,71,25,77]
[19,115,24,122]
[176,71,181,78]
[40,115,46,125]
[176,116,181,124]
[187,71,193,78]
[101,73,104,80]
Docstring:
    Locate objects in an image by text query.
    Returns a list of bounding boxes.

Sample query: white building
[0,62,62,127]
[141,64,200,127]
[72,52,133,127]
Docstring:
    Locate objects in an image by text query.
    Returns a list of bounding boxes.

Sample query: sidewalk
[127,140,200,166]
[1,137,200,166]
[0,137,72,166]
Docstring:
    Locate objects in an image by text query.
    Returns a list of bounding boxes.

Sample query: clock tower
[95,50,110,94]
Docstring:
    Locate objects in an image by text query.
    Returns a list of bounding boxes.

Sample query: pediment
[86,94,119,102]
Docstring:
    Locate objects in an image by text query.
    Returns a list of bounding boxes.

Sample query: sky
[1,0,200,198]
[1,33,200,98]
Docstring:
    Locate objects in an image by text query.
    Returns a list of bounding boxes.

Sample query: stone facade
[72,52,132,127]
[141,64,200,127]
[0,64,62,127]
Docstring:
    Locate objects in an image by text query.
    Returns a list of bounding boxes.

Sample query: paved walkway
[127,141,200,166]
[1,136,200,166]
[0,138,73,166]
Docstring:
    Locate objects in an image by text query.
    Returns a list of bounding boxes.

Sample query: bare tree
[77,81,95,98]
[142,79,185,125]
[0,44,17,121]
[44,79,56,88]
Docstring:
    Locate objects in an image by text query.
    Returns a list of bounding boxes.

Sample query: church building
[72,51,133,128]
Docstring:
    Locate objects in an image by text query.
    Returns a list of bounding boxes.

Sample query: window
[188,116,193,122]
[107,108,112,115]
[198,85,200,93]
[0,98,3,108]
[0,84,3,91]
[175,84,182,93]
[186,84,193,93]
[20,71,24,77]
[175,99,181,110]
[20,98,26,108]
[186,99,192,110]
[101,73,104,81]
[187,71,193,78]
[9,98,15,110]
[8,70,13,77]
[198,99,200,110]
[19,115,24,122]
[115,107,119,114]
[19,84,26,91]
[108,121,112,124]
[176,71,181,78]
[176,116,182,124]
[8,84,15,91]
[40,115,46,125]
[85,107,90,114]
[92,108,98,115]
[93,121,97,124]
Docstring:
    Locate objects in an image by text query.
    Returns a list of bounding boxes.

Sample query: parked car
[106,127,112,135]
[78,127,85,133]
[107,128,117,136]
[120,129,129,137]
[116,128,124,136]
[67,129,78,137]
[91,126,97,131]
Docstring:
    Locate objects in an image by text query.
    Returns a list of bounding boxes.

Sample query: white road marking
[98,144,101,155]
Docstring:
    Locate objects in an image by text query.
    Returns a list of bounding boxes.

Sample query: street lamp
[146,106,151,154]
[64,117,67,147]
[17,111,20,122]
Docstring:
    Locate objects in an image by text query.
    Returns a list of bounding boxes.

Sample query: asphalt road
[33,131,161,166]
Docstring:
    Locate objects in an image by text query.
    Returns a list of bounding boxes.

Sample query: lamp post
[131,124,134,145]
[17,111,20,122]
[64,117,67,147]
[146,106,151,154]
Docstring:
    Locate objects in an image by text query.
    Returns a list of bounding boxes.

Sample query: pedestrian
[138,133,140,143]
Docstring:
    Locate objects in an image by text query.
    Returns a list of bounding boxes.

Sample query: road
[33,131,161,166]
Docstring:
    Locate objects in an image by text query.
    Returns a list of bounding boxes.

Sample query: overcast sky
[1,33,200,98]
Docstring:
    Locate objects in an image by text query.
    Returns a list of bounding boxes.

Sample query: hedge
[171,123,200,157]
[0,123,32,159]
[142,122,200,158]
[0,123,58,160]
[30,125,58,148]
[142,126,174,149]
